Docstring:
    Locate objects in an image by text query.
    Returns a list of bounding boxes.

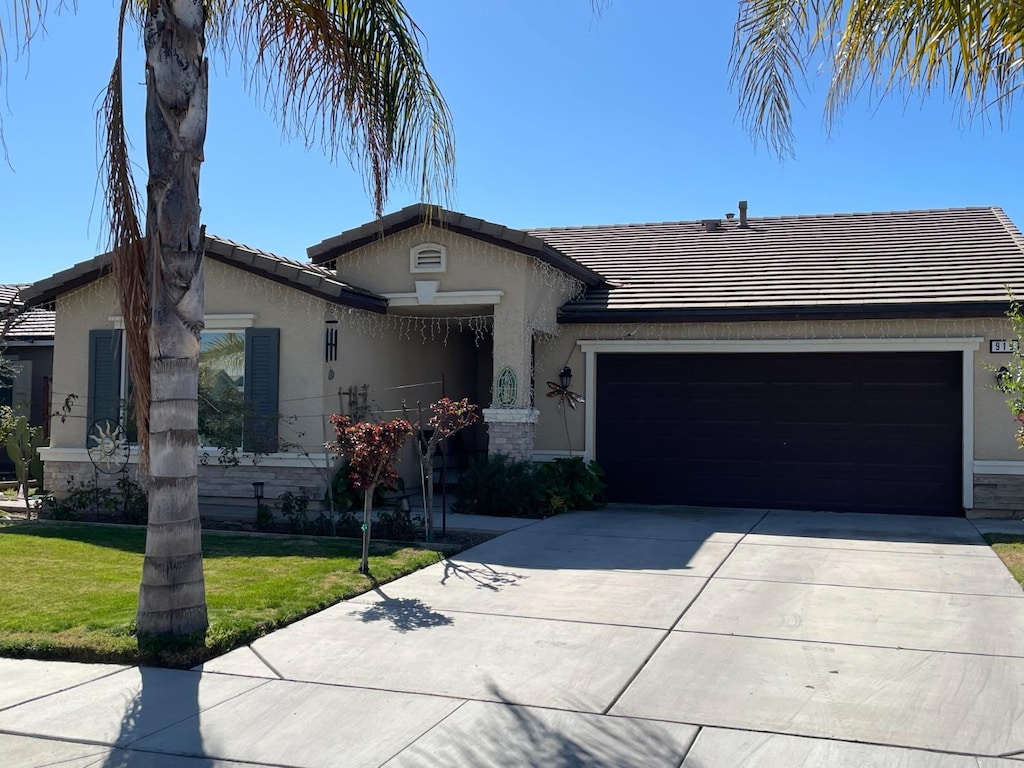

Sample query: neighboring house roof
[0,284,55,342]
[529,206,1024,322]
[20,235,387,313]
[307,203,606,287]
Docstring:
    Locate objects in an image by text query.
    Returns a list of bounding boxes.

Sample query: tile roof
[1,284,54,341]
[308,204,605,286]
[20,236,387,313]
[204,235,385,312]
[528,207,1024,321]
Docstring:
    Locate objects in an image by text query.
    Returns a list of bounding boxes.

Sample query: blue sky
[1,1,1020,284]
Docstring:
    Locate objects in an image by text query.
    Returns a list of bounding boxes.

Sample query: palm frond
[827,0,1024,127]
[199,332,246,375]
[730,0,818,159]
[100,0,150,473]
[734,0,1024,156]
[208,0,456,215]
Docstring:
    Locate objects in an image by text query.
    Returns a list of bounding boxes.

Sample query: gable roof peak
[307,204,605,287]
[21,234,387,313]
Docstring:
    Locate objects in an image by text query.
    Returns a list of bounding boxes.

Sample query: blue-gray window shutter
[244,327,280,453]
[88,329,123,438]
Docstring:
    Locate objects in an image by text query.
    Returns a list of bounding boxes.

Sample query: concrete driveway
[1,507,1023,766]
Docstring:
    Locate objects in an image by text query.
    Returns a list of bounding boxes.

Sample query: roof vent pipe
[738,200,749,228]
[702,219,721,233]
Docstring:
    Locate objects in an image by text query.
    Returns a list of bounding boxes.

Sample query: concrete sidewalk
[1,506,1022,766]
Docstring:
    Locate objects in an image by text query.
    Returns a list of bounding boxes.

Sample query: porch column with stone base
[483,408,540,461]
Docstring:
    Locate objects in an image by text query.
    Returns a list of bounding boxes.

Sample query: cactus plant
[6,417,44,517]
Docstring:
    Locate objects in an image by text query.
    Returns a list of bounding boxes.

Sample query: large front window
[198,331,246,449]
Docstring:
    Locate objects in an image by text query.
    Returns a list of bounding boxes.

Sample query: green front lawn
[985,534,1024,588]
[0,522,447,667]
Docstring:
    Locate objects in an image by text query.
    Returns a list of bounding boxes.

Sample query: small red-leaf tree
[328,415,413,574]
[410,398,479,541]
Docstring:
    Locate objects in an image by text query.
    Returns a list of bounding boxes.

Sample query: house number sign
[990,339,1020,353]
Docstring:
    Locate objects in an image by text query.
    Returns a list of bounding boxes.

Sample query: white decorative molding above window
[410,242,446,273]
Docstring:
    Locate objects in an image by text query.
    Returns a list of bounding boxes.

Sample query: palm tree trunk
[136,0,209,640]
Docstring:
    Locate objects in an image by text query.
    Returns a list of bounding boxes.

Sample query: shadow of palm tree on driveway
[99,667,214,768]
[387,681,701,767]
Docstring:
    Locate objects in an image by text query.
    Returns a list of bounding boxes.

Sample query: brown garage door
[596,352,963,516]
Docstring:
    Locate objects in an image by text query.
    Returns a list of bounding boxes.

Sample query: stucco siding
[48,279,119,450]
[45,260,330,455]
[327,309,482,484]
[331,223,578,408]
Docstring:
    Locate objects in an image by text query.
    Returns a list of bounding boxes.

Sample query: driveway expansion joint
[379,700,469,766]
[0,665,129,715]
[249,645,286,679]
[713,574,1024,599]
[672,628,1024,660]
[599,510,771,716]
[360,602,680,632]
[680,723,1007,762]
[738,539,998,557]
[675,725,702,768]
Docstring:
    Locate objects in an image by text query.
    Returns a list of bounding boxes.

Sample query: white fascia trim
[109,313,257,330]
[577,337,982,510]
[578,338,984,353]
[383,290,503,307]
[974,461,1024,476]
[39,447,332,469]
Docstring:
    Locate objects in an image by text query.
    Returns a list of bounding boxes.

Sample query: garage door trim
[577,337,983,510]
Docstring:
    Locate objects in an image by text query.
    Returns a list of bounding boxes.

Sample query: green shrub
[255,503,274,531]
[539,457,606,512]
[327,462,359,512]
[453,454,545,517]
[116,476,149,525]
[0,405,18,447]
[335,508,361,537]
[327,461,388,513]
[376,504,417,541]
[454,454,607,518]
[277,490,312,533]
[43,477,148,524]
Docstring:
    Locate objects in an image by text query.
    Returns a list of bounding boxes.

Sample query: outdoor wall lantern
[546,366,584,410]
[252,481,265,515]
[558,366,573,390]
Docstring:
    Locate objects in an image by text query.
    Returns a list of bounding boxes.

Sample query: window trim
[106,317,257,447]
[198,328,247,452]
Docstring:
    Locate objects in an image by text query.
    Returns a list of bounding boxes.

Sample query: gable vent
[410,242,446,273]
